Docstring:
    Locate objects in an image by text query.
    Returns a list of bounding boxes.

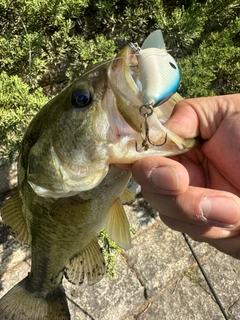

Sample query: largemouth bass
[0,30,197,319]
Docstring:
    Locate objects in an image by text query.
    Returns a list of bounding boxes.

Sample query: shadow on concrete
[0,222,10,291]
[0,159,18,195]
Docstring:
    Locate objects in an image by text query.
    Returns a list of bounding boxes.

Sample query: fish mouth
[104,45,197,163]
[107,45,143,133]
[108,44,178,130]
[105,46,178,161]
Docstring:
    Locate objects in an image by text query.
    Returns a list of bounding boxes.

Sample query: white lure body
[137,30,180,106]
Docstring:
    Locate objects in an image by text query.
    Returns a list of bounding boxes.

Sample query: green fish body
[0,31,197,319]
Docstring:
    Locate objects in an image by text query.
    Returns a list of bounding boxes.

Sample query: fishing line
[182,233,229,320]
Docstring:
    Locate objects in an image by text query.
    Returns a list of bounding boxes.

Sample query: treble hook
[135,101,168,152]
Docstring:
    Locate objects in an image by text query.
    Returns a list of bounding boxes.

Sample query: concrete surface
[1,187,240,320]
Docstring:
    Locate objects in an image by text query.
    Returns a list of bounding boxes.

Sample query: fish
[0,30,197,319]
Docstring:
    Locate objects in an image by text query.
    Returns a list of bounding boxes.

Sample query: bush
[0,72,48,161]
[0,0,239,159]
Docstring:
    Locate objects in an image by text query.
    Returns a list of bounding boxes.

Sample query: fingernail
[201,196,239,228]
[150,166,179,191]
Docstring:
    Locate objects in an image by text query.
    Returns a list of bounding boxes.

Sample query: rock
[64,256,146,320]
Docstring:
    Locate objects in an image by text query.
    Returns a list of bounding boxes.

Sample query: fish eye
[169,62,177,69]
[71,89,92,109]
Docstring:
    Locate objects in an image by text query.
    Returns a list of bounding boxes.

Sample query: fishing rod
[182,233,229,320]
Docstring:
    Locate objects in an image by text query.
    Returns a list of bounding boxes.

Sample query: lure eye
[169,62,177,69]
[71,89,92,109]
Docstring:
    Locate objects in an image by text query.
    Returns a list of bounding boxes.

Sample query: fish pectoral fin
[105,198,131,250]
[65,238,105,286]
[1,193,31,245]
[119,188,135,205]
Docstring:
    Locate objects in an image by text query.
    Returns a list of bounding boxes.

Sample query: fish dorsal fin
[142,30,166,50]
[119,188,135,205]
[1,193,31,245]
[65,238,105,286]
[105,198,131,250]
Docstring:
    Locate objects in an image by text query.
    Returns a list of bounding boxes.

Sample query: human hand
[132,94,240,258]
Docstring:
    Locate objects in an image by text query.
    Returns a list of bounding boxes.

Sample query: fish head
[27,63,115,197]
[26,34,196,198]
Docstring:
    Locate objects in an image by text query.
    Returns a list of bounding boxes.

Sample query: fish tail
[0,276,70,320]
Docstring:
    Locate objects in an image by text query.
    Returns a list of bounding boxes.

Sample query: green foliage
[0,72,48,160]
[98,226,137,280]
[98,230,122,280]
[184,265,204,287]
[129,224,137,235]
[0,0,239,159]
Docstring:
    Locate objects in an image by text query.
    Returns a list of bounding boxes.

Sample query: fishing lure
[134,30,180,107]
[132,30,180,151]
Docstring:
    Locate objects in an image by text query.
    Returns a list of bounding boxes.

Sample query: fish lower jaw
[107,131,196,163]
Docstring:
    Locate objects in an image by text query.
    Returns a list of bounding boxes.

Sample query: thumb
[164,94,240,140]
[131,156,189,196]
